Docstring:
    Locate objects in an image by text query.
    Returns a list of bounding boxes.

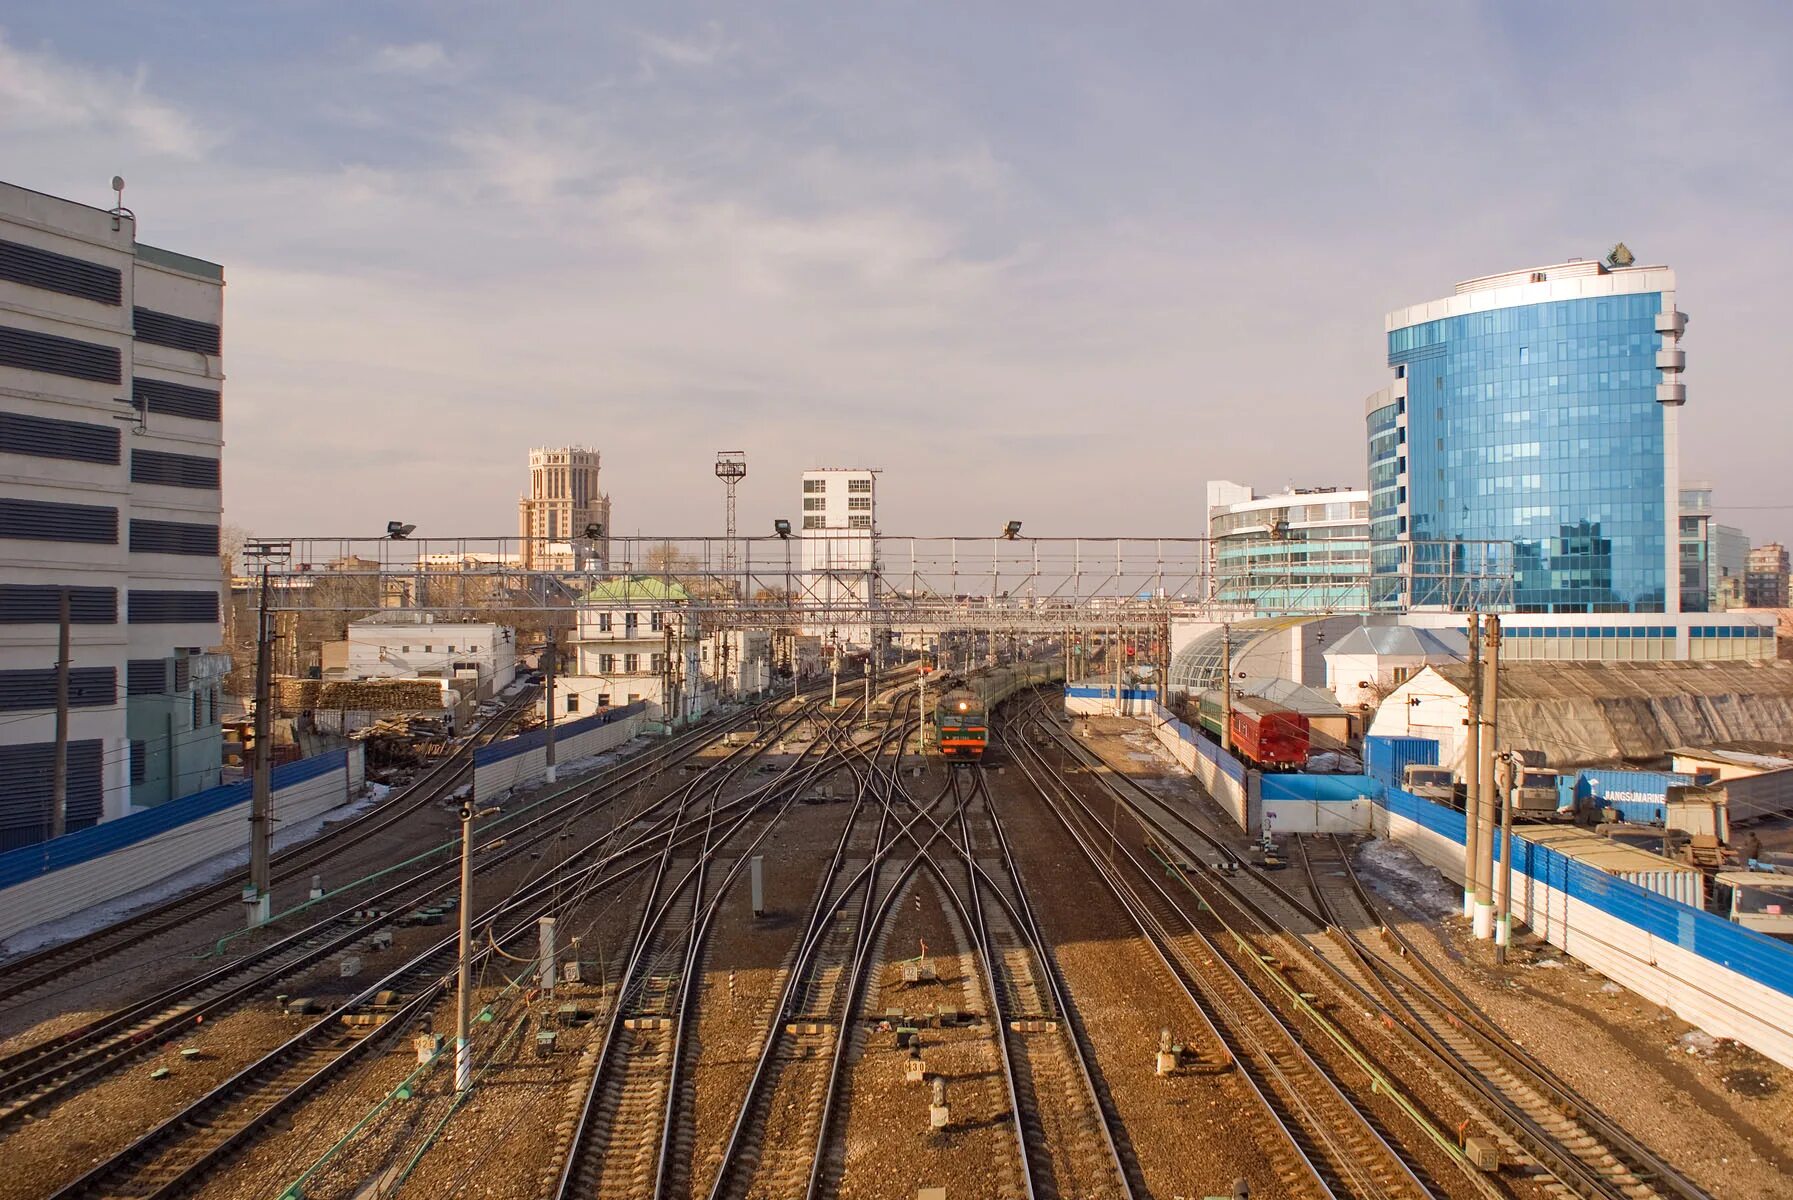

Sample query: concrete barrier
[473,706,646,799]
[0,748,363,944]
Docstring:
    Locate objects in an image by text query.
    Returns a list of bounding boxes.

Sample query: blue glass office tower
[1367,258,1687,614]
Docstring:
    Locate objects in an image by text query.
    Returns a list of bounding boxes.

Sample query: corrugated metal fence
[0,751,347,891]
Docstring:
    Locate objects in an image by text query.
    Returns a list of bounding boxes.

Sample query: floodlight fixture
[1002,520,1023,540]
[773,518,792,539]
[386,521,416,540]
[584,522,606,539]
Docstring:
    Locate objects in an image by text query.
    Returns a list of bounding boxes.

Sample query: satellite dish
[111,176,125,192]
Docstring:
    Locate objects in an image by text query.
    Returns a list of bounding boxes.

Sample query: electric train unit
[935,689,989,760]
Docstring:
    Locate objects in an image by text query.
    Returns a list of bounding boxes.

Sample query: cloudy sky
[3,3,1789,545]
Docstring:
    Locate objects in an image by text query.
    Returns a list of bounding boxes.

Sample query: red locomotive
[1194,691,1310,770]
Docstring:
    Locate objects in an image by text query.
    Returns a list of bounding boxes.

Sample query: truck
[1401,764,1456,803]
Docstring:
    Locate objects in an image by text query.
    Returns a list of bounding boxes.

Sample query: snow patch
[1680,1030,1721,1056]
[1353,837,1459,919]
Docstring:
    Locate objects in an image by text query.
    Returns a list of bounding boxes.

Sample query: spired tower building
[518,446,611,571]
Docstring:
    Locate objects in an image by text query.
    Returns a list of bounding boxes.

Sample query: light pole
[242,539,292,927]
[454,796,497,1092]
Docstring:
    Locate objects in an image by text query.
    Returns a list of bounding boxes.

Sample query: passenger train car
[1193,691,1310,770]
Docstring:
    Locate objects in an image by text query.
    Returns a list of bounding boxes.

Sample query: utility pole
[543,631,558,783]
[50,586,71,840]
[1496,748,1517,961]
[243,540,289,928]
[1219,622,1234,754]
[663,620,675,731]
[1462,615,1481,922]
[454,796,477,1093]
[1474,616,1501,942]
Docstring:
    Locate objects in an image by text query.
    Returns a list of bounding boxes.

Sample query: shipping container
[1575,768,1696,825]
[1518,825,1705,908]
[1365,735,1439,790]
[1715,766,1793,824]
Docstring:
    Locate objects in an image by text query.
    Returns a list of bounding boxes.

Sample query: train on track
[935,688,990,760]
[1193,690,1310,770]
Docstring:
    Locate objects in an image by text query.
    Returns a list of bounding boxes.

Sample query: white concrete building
[701,628,772,700]
[1321,624,1468,712]
[339,612,517,698]
[558,576,705,725]
[1,181,226,845]
[799,467,879,650]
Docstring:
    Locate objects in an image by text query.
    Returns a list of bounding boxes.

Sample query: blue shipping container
[1365,735,1439,789]
[1575,768,1695,826]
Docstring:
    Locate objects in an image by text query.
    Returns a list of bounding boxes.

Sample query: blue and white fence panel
[0,747,364,944]
[473,702,647,798]
[1369,776,1793,1069]
[1260,773,1378,835]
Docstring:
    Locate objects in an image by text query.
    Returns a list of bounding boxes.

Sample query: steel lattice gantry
[240,534,1514,635]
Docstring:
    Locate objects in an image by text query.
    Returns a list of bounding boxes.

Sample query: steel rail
[1015,701,1460,1199]
[1297,834,1711,1200]
[550,700,882,1199]
[0,693,785,1126]
[0,685,540,1007]
[1001,712,1347,1200]
[38,704,820,1200]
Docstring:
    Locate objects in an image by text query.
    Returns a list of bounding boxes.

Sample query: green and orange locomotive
[935,688,988,760]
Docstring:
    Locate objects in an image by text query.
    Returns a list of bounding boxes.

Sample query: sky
[3,2,1790,546]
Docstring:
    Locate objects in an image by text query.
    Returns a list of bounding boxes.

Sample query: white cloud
[371,41,451,75]
[636,22,737,71]
[0,29,212,159]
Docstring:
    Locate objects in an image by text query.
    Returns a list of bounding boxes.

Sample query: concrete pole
[543,633,558,783]
[539,915,558,996]
[1462,616,1481,922]
[1474,615,1500,940]
[1219,623,1234,754]
[455,799,476,1092]
[1496,748,1516,959]
[248,562,274,927]
[50,586,71,840]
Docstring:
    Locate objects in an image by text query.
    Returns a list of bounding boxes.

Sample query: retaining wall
[1064,688,1255,833]
[473,703,647,799]
[1259,772,1377,835]
[0,748,363,944]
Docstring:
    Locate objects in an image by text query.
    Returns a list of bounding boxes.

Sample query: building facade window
[565,693,579,713]
[847,497,871,511]
[848,478,872,493]
[847,515,872,529]
[803,497,825,511]
[803,479,825,493]
[624,653,639,672]
[803,515,825,529]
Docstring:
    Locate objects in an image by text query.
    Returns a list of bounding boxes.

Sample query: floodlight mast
[716,451,747,580]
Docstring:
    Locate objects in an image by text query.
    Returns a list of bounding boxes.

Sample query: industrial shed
[1369,660,1793,772]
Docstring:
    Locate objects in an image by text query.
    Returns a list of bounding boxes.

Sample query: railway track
[1008,706,1452,1200]
[951,767,1135,1200]
[1294,834,1710,1200]
[552,698,901,1200]
[36,702,828,1200]
[0,685,540,1009]
[0,694,790,1129]
[1036,696,1708,1200]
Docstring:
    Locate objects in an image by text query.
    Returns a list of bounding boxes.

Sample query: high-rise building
[1746,543,1790,608]
[1,181,226,846]
[518,446,610,572]
[1678,482,1749,612]
[1206,481,1370,613]
[1367,253,1687,614]
[799,467,878,650]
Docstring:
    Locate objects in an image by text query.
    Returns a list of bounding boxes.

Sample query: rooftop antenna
[715,450,747,582]
[108,176,134,233]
